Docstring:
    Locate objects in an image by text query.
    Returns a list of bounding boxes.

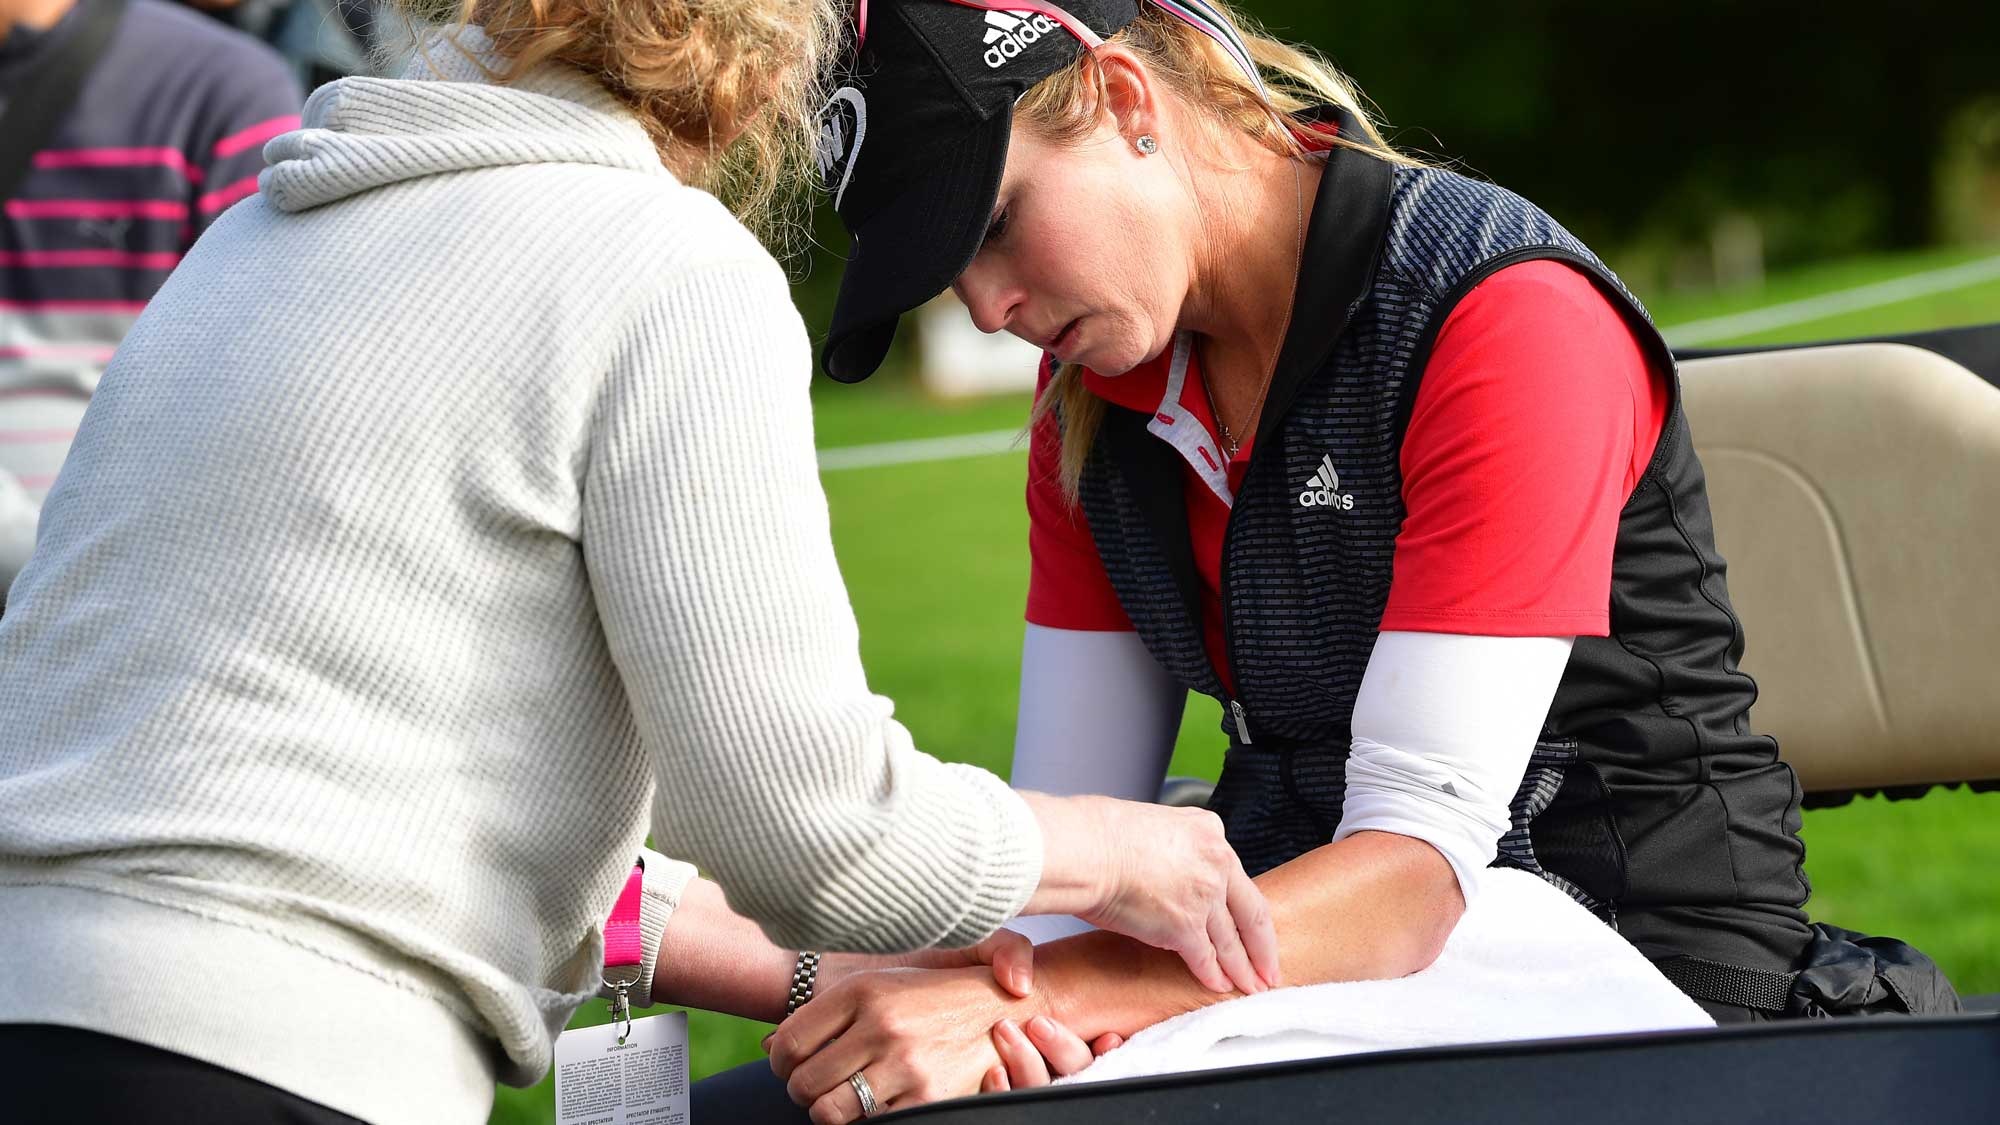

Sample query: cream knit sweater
[0,36,1039,1125]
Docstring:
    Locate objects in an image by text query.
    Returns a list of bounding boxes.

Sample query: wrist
[816,948,947,994]
[1036,930,1218,1038]
[1020,792,1114,918]
[783,950,821,1018]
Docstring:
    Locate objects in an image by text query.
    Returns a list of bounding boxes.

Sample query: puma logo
[76,217,133,248]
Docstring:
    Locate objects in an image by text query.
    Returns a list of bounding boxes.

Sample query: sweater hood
[261,29,666,214]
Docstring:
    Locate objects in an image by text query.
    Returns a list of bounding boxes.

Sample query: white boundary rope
[818,253,2000,473]
[1661,253,2000,346]
[817,428,1024,472]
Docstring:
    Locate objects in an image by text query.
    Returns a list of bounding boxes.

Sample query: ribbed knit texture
[0,32,1039,1125]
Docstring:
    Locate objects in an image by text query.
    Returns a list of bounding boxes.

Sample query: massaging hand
[767,964,1033,1123]
[1024,793,1280,996]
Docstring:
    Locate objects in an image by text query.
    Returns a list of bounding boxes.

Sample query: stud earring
[1135,134,1159,155]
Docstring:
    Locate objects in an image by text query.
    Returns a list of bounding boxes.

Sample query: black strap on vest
[1657,955,1797,1013]
[0,0,128,202]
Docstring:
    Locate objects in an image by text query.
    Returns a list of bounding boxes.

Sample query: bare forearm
[1034,831,1465,1038]
[650,877,799,1023]
[1261,830,1464,981]
[649,877,985,1023]
[643,791,1116,1024]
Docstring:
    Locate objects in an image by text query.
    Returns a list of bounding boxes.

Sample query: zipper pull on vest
[1230,699,1254,744]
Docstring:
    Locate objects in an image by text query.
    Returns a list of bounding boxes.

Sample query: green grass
[1797,787,2000,991]
[1646,242,2000,345]
[490,249,2000,1123]
[1707,273,2000,345]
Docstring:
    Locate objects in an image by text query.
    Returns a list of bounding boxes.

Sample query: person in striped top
[0,0,301,595]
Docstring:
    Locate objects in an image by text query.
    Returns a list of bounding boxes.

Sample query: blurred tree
[1252,0,1999,266]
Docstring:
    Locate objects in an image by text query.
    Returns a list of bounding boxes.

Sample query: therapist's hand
[818,928,1037,1000]
[1020,793,1279,996]
[768,965,1031,1122]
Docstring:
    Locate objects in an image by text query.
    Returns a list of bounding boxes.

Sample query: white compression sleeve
[1009,624,1185,942]
[1337,631,1575,905]
[1011,624,1185,800]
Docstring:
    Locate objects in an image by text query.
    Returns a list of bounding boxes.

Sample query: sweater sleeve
[580,251,1042,955]
[597,847,700,1009]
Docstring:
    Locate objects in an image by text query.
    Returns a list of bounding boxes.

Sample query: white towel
[1062,867,1713,1084]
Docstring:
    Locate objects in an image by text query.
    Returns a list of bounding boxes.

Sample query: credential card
[554,1010,690,1125]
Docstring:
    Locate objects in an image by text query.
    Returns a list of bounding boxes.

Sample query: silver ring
[848,1070,880,1118]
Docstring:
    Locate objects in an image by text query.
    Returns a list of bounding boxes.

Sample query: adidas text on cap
[817,0,1143,383]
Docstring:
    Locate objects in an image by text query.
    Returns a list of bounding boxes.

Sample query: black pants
[0,1025,364,1124]
[693,1059,812,1124]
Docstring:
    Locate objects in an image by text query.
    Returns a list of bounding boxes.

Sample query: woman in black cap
[735,0,1958,1120]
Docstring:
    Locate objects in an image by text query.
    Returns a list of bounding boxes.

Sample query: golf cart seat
[1678,341,2000,805]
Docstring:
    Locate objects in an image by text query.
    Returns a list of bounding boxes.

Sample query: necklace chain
[1204,160,1307,461]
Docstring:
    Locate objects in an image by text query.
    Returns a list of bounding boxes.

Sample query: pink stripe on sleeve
[0,298,148,315]
[16,474,60,490]
[196,174,262,214]
[34,147,203,184]
[212,114,302,160]
[0,250,182,270]
[4,199,188,221]
[0,429,79,445]
[0,343,121,361]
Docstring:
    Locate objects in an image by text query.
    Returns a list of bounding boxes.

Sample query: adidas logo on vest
[982,10,1060,69]
[1299,455,1355,509]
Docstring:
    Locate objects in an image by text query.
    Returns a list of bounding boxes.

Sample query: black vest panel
[1074,145,1813,970]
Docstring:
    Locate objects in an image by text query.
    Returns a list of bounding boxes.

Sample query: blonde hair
[391,0,838,251]
[1023,4,1427,500]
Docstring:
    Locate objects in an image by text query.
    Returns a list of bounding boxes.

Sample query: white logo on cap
[815,86,868,210]
[982,10,1060,70]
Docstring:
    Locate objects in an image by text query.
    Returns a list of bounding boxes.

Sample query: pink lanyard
[604,861,646,971]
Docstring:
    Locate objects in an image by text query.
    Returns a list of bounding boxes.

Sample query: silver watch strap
[785,951,821,1017]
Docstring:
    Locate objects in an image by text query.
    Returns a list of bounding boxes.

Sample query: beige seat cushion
[1679,344,2000,792]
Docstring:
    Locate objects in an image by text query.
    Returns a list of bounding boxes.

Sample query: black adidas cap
[817,0,1144,383]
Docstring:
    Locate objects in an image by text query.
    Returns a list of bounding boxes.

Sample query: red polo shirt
[1024,260,1668,693]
